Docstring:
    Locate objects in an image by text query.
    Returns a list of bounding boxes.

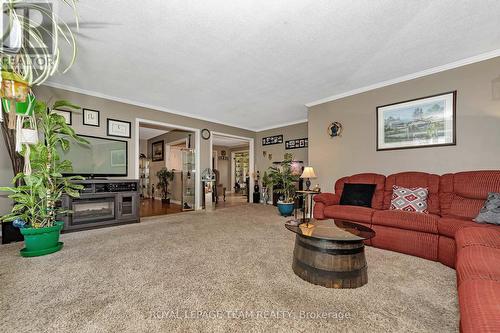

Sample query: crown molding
[256,119,308,132]
[306,49,500,108]
[41,81,310,133]
[41,81,258,132]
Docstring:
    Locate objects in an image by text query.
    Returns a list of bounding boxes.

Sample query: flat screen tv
[58,135,128,177]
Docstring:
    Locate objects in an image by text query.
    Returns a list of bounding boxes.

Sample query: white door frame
[135,119,201,210]
[209,132,254,200]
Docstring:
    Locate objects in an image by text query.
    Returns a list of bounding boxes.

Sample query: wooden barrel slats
[292,234,368,289]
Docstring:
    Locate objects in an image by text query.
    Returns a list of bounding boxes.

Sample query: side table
[294,190,321,224]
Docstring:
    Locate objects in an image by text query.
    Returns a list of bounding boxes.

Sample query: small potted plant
[156,168,174,204]
[0,100,88,257]
[267,153,299,216]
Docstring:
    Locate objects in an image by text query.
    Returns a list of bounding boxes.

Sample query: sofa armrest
[313,193,340,206]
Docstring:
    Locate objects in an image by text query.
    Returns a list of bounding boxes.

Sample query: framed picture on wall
[152,140,164,162]
[262,135,283,146]
[54,109,72,125]
[376,91,456,151]
[285,138,308,150]
[83,108,100,127]
[107,119,131,138]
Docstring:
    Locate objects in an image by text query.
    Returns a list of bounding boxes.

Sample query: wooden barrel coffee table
[285,219,375,289]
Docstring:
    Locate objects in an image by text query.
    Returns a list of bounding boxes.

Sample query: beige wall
[309,57,500,193]
[0,137,13,215]
[139,139,148,156]
[213,145,231,190]
[255,122,308,181]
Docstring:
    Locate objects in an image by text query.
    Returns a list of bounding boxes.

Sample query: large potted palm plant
[0,100,88,257]
[267,153,299,216]
[156,168,175,204]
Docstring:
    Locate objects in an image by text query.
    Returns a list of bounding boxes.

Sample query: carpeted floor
[0,205,458,333]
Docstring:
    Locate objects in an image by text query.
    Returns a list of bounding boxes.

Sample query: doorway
[135,119,200,218]
[210,132,254,209]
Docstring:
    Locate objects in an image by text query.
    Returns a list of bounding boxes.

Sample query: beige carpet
[0,205,458,333]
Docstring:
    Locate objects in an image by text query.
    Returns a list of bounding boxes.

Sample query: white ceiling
[139,127,168,140]
[48,0,500,131]
[212,135,249,148]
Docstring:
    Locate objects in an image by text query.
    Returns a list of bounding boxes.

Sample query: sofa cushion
[440,171,500,219]
[323,205,375,223]
[334,173,386,210]
[372,210,439,234]
[371,225,439,261]
[438,217,478,238]
[383,172,440,214]
[459,279,500,333]
[438,236,457,268]
[339,183,376,207]
[456,246,500,285]
[390,185,429,213]
[456,227,500,250]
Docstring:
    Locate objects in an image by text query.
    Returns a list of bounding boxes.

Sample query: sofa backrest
[440,171,500,219]
[335,173,386,209]
[383,172,441,214]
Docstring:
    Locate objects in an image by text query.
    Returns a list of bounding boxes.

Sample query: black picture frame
[262,135,283,146]
[285,138,308,150]
[54,109,72,125]
[376,91,457,151]
[152,140,164,162]
[107,118,131,138]
[83,108,100,127]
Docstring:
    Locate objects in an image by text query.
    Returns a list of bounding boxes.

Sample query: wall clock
[201,129,211,140]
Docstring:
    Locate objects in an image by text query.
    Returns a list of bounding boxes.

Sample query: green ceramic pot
[19,221,64,257]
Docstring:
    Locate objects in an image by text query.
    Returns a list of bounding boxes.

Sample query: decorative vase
[277,202,295,217]
[19,221,64,257]
[261,187,268,204]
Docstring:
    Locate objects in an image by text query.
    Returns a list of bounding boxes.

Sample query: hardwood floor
[141,193,249,217]
[214,192,248,209]
[140,198,183,218]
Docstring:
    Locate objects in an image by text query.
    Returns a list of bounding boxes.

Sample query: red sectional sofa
[313,171,500,333]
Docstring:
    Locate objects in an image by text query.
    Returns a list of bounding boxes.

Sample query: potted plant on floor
[157,168,175,204]
[0,100,88,257]
[267,153,299,216]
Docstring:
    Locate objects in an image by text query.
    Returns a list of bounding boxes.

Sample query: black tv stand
[61,179,140,232]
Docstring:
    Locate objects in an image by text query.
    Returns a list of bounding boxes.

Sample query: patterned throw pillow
[474,192,500,225]
[390,185,429,213]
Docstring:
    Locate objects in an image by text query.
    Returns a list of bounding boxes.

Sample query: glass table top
[285,219,376,242]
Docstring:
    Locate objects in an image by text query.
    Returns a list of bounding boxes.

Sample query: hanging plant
[0,0,79,177]
[1,0,79,86]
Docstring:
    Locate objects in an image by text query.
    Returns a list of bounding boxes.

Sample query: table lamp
[300,167,317,191]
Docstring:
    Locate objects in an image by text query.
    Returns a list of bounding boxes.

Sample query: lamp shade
[300,167,317,179]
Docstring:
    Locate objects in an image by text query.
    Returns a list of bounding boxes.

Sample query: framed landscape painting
[152,140,164,162]
[377,91,456,151]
